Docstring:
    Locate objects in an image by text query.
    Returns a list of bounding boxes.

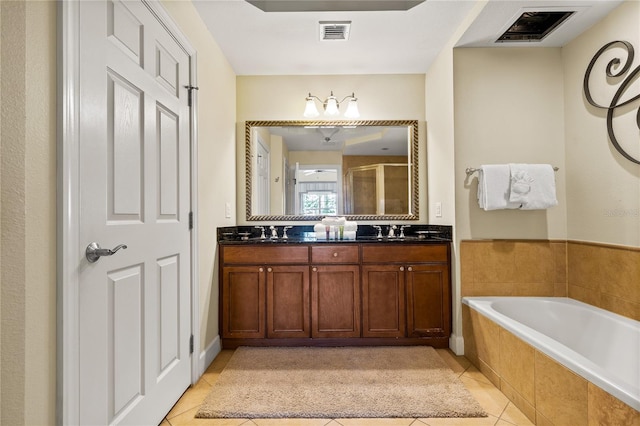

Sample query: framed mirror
[245,120,419,221]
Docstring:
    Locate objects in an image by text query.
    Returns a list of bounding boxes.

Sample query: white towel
[321,216,346,226]
[477,165,521,211]
[508,164,558,210]
[343,221,358,232]
[315,221,357,232]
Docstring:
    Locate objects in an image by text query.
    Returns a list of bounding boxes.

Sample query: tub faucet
[387,225,397,238]
[254,226,266,239]
[269,225,279,239]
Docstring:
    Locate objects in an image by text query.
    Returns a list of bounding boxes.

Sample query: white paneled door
[77,1,192,424]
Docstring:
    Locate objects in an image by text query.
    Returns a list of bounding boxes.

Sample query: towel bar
[465,166,559,177]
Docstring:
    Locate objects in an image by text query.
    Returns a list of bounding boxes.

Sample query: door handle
[86,242,127,263]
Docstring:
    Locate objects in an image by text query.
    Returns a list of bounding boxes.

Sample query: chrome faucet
[373,225,383,238]
[399,225,410,238]
[387,225,397,238]
[269,225,279,239]
[254,226,266,239]
[282,226,293,239]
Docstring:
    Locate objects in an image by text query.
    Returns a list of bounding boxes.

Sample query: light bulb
[343,98,360,118]
[324,96,339,116]
[303,98,320,118]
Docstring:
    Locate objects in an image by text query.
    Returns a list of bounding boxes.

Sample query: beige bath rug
[196,346,487,419]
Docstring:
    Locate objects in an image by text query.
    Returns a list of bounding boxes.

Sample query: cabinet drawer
[362,244,448,263]
[311,245,359,263]
[223,245,309,264]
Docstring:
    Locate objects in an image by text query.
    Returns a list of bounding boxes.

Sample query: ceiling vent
[497,11,574,42]
[319,21,351,41]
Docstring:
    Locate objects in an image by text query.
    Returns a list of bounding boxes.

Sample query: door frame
[56,1,199,424]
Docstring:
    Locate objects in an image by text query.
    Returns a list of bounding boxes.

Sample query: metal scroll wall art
[583,40,640,165]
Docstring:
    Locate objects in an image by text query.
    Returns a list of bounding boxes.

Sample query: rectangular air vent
[319,21,351,41]
[497,11,574,42]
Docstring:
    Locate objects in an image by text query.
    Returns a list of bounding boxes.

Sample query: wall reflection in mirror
[245,120,419,221]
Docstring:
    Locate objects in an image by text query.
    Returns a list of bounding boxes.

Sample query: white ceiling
[192,0,623,76]
[267,124,410,154]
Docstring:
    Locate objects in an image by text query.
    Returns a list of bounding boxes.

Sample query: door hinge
[188,211,194,230]
[185,85,199,107]
[189,335,194,355]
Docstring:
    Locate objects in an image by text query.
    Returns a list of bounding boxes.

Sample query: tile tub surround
[460,239,639,322]
[567,241,640,321]
[460,240,568,298]
[462,303,640,426]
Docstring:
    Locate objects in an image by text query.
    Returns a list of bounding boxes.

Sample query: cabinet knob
[267,267,272,272]
[333,252,338,257]
[407,266,413,272]
[399,266,404,271]
[259,267,264,272]
[312,267,317,272]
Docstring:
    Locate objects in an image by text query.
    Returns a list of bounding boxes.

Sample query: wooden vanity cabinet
[406,264,450,338]
[220,245,309,340]
[266,265,310,338]
[221,265,265,339]
[362,244,451,340]
[310,245,360,338]
[361,264,406,338]
[220,241,451,347]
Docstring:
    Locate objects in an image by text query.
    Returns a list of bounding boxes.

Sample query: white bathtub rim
[462,296,640,411]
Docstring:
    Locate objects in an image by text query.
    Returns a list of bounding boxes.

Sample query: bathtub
[462,296,640,411]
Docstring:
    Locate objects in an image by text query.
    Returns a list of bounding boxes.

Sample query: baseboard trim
[198,335,221,376]
[449,334,464,356]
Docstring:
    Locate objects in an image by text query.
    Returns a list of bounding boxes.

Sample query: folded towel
[314,223,328,233]
[477,165,521,211]
[508,164,558,210]
[321,216,346,226]
[344,221,358,232]
[315,222,357,233]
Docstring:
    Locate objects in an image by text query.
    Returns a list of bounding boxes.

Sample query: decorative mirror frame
[245,120,420,221]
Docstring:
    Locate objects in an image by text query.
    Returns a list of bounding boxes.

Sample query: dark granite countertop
[217,224,452,245]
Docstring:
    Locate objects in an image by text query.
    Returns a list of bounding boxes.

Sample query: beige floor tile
[499,403,534,426]
[461,365,493,386]
[206,350,235,372]
[161,419,172,426]
[459,376,509,418]
[253,419,333,426]
[166,379,217,419]
[435,349,471,376]
[167,406,251,426]
[416,414,499,425]
[335,418,415,426]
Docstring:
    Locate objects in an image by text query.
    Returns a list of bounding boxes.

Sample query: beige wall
[562,0,640,247]
[423,0,486,352]
[161,0,237,355]
[236,74,426,224]
[453,47,568,241]
[1,1,57,424]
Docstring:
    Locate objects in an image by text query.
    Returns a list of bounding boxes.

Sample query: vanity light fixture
[304,91,360,118]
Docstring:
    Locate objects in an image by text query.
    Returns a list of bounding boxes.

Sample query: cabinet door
[361,264,406,338]
[267,266,310,338]
[406,264,450,338]
[311,265,361,338]
[221,266,265,338]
